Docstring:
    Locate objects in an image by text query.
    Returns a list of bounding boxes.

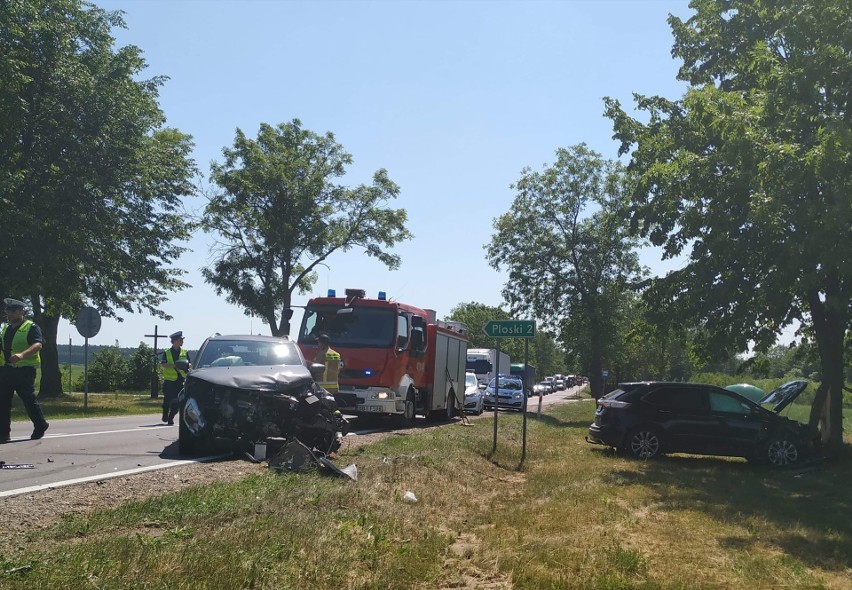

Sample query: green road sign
[483,319,536,339]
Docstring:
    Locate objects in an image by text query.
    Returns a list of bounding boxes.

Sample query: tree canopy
[0,0,196,395]
[486,144,645,397]
[605,0,850,445]
[202,120,412,336]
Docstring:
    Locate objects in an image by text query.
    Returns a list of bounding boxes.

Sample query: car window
[645,387,708,412]
[708,391,751,415]
[465,374,478,388]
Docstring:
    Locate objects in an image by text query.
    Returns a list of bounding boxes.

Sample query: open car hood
[187,365,313,391]
[759,380,809,413]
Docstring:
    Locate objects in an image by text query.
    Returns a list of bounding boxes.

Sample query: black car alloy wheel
[627,427,662,460]
[766,435,799,467]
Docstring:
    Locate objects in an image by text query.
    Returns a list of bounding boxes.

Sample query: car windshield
[299,305,396,348]
[488,377,522,390]
[465,374,478,388]
[197,339,303,368]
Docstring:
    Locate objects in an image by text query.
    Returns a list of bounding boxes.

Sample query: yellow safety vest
[317,347,341,393]
[1,320,40,367]
[161,347,188,381]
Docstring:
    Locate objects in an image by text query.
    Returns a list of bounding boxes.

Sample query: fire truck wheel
[402,389,417,424]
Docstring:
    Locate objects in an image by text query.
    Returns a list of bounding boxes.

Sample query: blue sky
[63,0,693,349]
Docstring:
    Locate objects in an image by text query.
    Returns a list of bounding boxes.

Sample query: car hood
[759,380,809,413]
[187,365,313,391]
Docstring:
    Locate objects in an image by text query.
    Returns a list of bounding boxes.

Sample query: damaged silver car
[177,334,347,457]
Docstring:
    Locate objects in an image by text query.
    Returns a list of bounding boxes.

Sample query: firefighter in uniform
[314,333,341,395]
[160,331,190,425]
[1,298,50,442]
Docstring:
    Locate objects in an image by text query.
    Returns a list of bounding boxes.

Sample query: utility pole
[145,325,167,399]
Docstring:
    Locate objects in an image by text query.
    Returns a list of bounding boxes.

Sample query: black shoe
[31,422,49,440]
[167,419,174,426]
[162,413,169,423]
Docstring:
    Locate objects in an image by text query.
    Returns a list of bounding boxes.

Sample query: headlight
[371,391,391,400]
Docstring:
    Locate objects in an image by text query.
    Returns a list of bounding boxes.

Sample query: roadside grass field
[10,391,162,421]
[2,401,851,589]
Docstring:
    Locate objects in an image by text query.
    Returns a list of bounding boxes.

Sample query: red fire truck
[296,289,468,421]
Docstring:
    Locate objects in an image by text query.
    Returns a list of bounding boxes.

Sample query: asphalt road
[0,386,586,498]
[0,415,188,497]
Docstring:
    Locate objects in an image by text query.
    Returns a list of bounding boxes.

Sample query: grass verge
[2,401,851,589]
[11,392,162,421]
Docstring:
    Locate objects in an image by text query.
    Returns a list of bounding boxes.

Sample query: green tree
[0,1,196,396]
[605,0,850,447]
[86,346,129,393]
[202,120,412,336]
[486,144,645,398]
[126,342,157,390]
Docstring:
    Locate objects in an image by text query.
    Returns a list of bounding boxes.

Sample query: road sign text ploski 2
[482,320,536,339]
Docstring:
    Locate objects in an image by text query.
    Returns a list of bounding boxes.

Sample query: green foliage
[605,0,850,444]
[486,144,645,396]
[202,119,412,336]
[126,341,158,390]
[0,0,196,395]
[86,346,129,392]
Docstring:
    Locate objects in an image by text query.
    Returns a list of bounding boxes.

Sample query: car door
[705,389,764,457]
[642,386,712,453]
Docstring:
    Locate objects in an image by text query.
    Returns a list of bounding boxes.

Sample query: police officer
[314,333,341,395]
[160,331,190,425]
[1,298,50,442]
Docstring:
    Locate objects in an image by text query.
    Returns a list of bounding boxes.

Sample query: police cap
[169,331,184,342]
[4,298,26,311]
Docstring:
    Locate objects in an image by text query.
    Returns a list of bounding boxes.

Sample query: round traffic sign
[76,306,102,338]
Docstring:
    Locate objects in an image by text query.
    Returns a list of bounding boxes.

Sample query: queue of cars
[462,371,586,415]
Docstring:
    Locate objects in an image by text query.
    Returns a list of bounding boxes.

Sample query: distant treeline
[57,344,198,365]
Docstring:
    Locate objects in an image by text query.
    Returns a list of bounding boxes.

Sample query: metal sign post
[75,306,102,410]
[484,319,536,465]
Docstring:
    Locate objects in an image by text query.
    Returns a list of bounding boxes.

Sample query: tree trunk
[36,314,64,398]
[807,286,846,450]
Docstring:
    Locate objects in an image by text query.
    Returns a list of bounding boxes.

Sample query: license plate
[361,405,383,412]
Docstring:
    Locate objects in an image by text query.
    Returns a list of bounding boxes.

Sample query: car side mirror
[175,359,190,372]
[309,363,326,380]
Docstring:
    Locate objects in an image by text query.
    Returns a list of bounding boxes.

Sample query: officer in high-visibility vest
[314,333,341,395]
[160,331,190,425]
[1,298,50,442]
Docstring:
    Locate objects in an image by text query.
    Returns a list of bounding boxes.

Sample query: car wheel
[766,435,800,467]
[178,408,200,456]
[626,427,663,460]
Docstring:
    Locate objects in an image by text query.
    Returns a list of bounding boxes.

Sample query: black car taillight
[599,399,632,409]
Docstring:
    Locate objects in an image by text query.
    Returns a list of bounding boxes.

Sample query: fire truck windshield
[299,305,396,348]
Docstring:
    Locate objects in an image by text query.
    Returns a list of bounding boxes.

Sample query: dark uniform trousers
[162,377,184,421]
[0,365,49,438]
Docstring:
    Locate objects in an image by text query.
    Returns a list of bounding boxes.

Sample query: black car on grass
[586,380,814,467]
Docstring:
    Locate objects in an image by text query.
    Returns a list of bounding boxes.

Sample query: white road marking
[0,459,206,499]
[9,425,175,441]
